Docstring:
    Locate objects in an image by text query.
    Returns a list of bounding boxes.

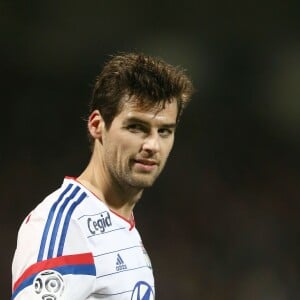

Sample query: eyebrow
[124,117,177,128]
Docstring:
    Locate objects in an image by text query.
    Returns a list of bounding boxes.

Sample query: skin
[77,97,178,221]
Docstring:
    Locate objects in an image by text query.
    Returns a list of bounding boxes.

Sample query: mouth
[132,159,159,172]
[134,159,158,166]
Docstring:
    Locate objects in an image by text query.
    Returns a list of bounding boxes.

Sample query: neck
[77,152,143,221]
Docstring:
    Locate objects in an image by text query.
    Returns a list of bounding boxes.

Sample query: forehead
[116,98,178,123]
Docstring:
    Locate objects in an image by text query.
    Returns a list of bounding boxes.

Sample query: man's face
[101,99,178,189]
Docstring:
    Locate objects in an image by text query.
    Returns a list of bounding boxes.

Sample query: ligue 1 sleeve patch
[32,269,65,300]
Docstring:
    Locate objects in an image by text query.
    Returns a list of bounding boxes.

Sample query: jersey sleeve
[11,204,96,300]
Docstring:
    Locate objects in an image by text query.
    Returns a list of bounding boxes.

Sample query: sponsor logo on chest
[87,211,112,234]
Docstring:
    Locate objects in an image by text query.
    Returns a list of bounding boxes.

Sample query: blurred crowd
[1,0,299,298]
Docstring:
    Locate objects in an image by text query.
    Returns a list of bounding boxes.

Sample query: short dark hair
[89,52,194,129]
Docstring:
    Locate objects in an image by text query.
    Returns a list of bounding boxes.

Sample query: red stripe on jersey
[111,209,136,230]
[25,213,31,224]
[13,252,94,292]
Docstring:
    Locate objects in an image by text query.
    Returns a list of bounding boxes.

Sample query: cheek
[121,134,143,150]
[108,135,139,160]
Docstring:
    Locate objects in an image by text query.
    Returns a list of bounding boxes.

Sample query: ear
[88,110,105,139]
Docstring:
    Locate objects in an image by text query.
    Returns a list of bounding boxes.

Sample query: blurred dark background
[1,0,299,299]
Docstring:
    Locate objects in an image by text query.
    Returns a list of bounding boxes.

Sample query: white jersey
[12,177,155,300]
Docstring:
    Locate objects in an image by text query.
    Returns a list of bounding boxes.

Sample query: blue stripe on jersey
[11,264,96,300]
[47,186,81,259]
[11,274,36,300]
[57,191,87,256]
[37,183,73,261]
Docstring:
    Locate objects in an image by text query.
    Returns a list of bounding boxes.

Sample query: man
[11,53,193,299]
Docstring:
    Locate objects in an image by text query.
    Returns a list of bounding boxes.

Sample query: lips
[132,158,159,172]
[134,159,158,166]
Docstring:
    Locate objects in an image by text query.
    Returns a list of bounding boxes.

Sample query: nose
[142,132,160,154]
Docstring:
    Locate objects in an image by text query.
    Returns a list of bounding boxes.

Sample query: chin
[131,181,155,189]
[128,177,157,189]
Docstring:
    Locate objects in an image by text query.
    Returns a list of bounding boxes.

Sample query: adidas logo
[116,253,127,271]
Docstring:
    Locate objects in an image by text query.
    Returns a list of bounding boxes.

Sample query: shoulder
[13,178,95,268]
[24,178,93,225]
[12,178,97,300]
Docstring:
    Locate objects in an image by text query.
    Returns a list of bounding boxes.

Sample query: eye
[158,128,173,137]
[127,123,147,133]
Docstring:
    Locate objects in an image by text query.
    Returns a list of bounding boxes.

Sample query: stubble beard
[126,172,159,189]
[109,161,163,191]
[120,166,161,190]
